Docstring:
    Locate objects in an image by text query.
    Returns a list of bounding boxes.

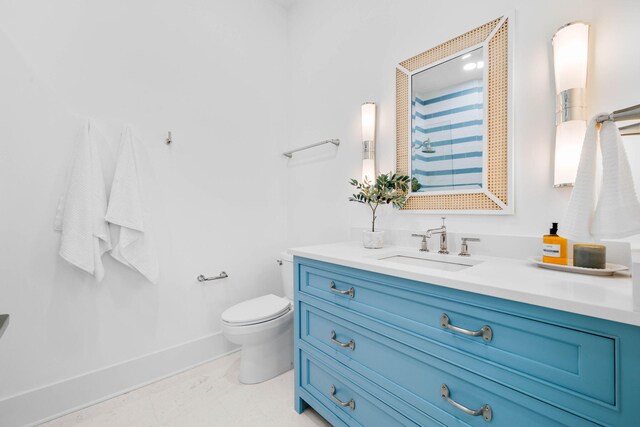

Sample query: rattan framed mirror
[396,15,513,214]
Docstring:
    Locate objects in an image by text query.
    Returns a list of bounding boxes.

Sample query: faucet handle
[411,234,429,252]
[441,217,447,227]
[459,237,480,257]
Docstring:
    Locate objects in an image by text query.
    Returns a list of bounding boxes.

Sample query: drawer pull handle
[330,384,356,410]
[329,281,355,298]
[440,313,493,342]
[330,330,355,350]
[441,384,492,422]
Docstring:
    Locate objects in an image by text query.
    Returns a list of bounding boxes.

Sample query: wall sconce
[361,102,376,182]
[552,22,590,187]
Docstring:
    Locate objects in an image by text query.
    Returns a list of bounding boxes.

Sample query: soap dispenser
[543,223,568,265]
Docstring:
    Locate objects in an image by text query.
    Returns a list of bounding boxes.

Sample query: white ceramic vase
[363,231,384,249]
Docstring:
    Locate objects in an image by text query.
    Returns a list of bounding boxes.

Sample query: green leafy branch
[348,172,410,232]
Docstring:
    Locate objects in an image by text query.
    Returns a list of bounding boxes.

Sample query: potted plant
[349,172,410,248]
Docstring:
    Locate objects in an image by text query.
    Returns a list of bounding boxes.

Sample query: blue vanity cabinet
[293,257,640,426]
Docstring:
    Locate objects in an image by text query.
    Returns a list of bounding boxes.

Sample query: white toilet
[221,252,294,384]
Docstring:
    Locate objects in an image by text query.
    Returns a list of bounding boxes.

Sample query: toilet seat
[221,294,291,327]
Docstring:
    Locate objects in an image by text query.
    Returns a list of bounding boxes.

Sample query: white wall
[0,0,288,424]
[285,0,640,247]
[1,0,640,424]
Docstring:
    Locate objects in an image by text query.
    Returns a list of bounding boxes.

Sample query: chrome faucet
[411,233,429,251]
[426,217,448,254]
[459,237,481,257]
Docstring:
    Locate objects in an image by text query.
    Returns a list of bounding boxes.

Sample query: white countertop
[290,241,640,327]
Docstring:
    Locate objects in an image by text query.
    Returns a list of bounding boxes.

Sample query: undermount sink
[377,254,482,272]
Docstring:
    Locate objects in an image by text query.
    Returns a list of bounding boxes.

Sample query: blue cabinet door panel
[298,261,615,405]
[300,302,600,427]
[299,351,421,427]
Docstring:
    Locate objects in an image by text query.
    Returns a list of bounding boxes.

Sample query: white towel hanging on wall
[562,116,601,241]
[591,121,640,238]
[563,115,640,241]
[54,120,112,280]
[105,126,159,284]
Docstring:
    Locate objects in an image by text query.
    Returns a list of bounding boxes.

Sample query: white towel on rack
[54,120,112,280]
[591,121,640,239]
[562,116,601,241]
[105,126,159,284]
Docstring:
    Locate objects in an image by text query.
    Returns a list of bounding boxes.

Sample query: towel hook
[165,131,172,145]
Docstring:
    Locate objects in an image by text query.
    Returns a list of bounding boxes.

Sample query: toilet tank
[280,251,294,300]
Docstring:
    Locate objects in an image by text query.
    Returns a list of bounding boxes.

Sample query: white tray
[529,257,628,276]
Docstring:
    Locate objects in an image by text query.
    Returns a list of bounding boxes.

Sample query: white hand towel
[105,126,159,284]
[562,116,601,241]
[54,120,112,280]
[591,121,640,239]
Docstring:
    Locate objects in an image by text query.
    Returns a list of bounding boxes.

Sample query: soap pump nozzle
[549,222,559,235]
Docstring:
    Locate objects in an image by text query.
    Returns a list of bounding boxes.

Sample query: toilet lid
[221,294,291,326]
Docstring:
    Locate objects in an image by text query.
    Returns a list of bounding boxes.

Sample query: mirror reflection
[411,46,485,193]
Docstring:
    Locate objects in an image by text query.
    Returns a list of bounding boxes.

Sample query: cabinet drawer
[299,350,420,427]
[299,302,600,427]
[298,261,615,406]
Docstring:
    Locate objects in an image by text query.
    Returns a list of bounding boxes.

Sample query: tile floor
[40,352,331,427]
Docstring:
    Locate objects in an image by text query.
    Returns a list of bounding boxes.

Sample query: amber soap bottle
[543,223,568,265]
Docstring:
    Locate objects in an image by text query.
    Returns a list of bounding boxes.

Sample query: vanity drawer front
[299,302,600,427]
[299,350,421,427]
[298,261,615,406]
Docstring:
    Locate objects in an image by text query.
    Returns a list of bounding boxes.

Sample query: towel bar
[595,104,640,137]
[283,139,340,158]
[197,271,228,282]
[596,104,640,124]
[620,122,640,136]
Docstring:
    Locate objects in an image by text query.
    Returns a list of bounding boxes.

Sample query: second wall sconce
[552,22,590,187]
[361,102,376,182]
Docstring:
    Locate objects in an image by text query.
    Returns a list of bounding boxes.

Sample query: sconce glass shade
[361,102,376,183]
[552,22,589,187]
[554,120,587,187]
[361,102,376,142]
[362,158,376,183]
[552,22,589,94]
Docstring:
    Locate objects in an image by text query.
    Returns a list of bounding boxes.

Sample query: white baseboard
[0,333,239,427]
